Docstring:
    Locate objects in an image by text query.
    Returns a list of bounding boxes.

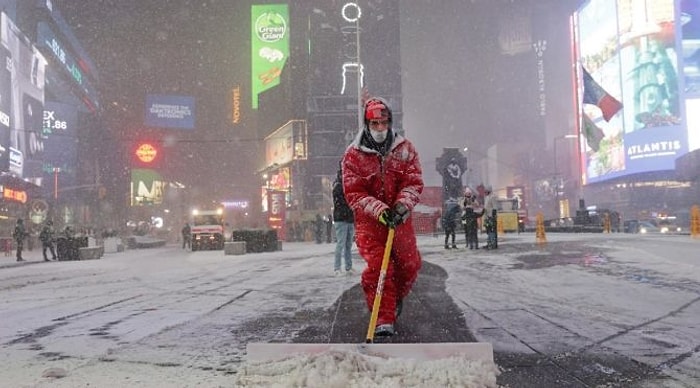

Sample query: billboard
[131,169,165,206]
[0,13,48,179]
[37,22,100,112]
[42,101,78,197]
[251,4,289,109]
[145,94,195,130]
[573,0,692,183]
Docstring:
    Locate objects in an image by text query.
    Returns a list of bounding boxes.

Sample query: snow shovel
[365,226,396,343]
[246,226,494,363]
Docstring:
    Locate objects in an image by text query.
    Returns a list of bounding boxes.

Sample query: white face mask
[370,129,388,143]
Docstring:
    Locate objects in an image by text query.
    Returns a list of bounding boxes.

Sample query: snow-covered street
[0,233,698,387]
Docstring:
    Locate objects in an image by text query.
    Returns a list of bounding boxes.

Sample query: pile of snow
[235,350,499,387]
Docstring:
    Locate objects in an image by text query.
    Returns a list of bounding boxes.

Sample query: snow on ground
[1,232,698,387]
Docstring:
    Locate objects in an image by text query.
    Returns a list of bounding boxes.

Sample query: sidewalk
[0,246,57,268]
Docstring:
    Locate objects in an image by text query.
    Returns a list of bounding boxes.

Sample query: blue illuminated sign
[145,95,196,130]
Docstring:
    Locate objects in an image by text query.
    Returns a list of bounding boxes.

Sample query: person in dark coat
[181,222,191,249]
[462,188,484,249]
[325,213,333,243]
[39,220,57,261]
[13,218,26,262]
[442,199,461,249]
[332,166,355,275]
[314,214,324,244]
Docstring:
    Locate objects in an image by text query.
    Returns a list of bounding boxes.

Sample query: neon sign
[3,187,27,204]
[135,143,158,163]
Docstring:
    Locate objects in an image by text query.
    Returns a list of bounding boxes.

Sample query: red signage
[267,190,286,240]
[135,143,158,163]
[3,187,27,204]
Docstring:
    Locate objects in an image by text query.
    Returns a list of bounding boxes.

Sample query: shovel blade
[246,342,493,362]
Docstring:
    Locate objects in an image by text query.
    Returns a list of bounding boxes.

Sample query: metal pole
[553,140,559,219]
[53,168,60,200]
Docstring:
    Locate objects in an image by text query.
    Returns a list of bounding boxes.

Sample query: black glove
[393,203,410,225]
[378,209,397,228]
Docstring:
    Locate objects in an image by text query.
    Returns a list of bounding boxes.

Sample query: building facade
[0,0,104,240]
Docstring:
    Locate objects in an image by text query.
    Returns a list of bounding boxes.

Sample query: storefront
[259,120,307,241]
[0,174,43,252]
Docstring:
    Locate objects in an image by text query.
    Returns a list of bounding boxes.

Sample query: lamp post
[553,135,577,219]
[53,167,61,200]
[462,147,471,188]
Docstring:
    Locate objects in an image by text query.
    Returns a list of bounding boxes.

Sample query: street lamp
[553,134,577,219]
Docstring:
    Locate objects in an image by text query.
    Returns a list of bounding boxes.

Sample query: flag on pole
[582,113,605,152]
[582,67,622,122]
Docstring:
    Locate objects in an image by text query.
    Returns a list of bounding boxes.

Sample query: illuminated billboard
[42,101,78,196]
[131,169,165,206]
[251,4,289,109]
[145,94,195,130]
[573,0,693,183]
[0,13,48,179]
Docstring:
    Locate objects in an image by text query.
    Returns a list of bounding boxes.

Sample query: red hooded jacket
[342,130,424,325]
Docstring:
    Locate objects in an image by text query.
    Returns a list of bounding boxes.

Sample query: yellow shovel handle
[365,227,395,343]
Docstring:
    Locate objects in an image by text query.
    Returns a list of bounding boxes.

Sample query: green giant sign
[251,4,289,109]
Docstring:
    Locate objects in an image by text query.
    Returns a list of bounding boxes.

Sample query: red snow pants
[355,222,422,326]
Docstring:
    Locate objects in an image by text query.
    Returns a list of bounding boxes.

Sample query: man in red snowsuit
[342,97,424,337]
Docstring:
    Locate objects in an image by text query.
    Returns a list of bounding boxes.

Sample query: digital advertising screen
[144,94,195,130]
[1,13,48,179]
[681,0,700,151]
[131,168,165,206]
[574,0,695,184]
[42,101,78,196]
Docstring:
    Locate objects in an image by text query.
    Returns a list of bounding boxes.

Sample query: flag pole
[570,18,584,210]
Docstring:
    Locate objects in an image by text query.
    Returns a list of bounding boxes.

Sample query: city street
[0,232,698,387]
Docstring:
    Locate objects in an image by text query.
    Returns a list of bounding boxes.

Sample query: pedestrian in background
[462,188,484,249]
[442,199,461,249]
[181,222,191,250]
[325,213,333,243]
[314,214,324,244]
[483,185,498,249]
[13,218,26,262]
[332,165,355,276]
[39,220,57,261]
[342,96,424,338]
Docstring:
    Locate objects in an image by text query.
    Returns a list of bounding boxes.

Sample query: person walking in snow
[332,165,355,276]
[342,97,424,338]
